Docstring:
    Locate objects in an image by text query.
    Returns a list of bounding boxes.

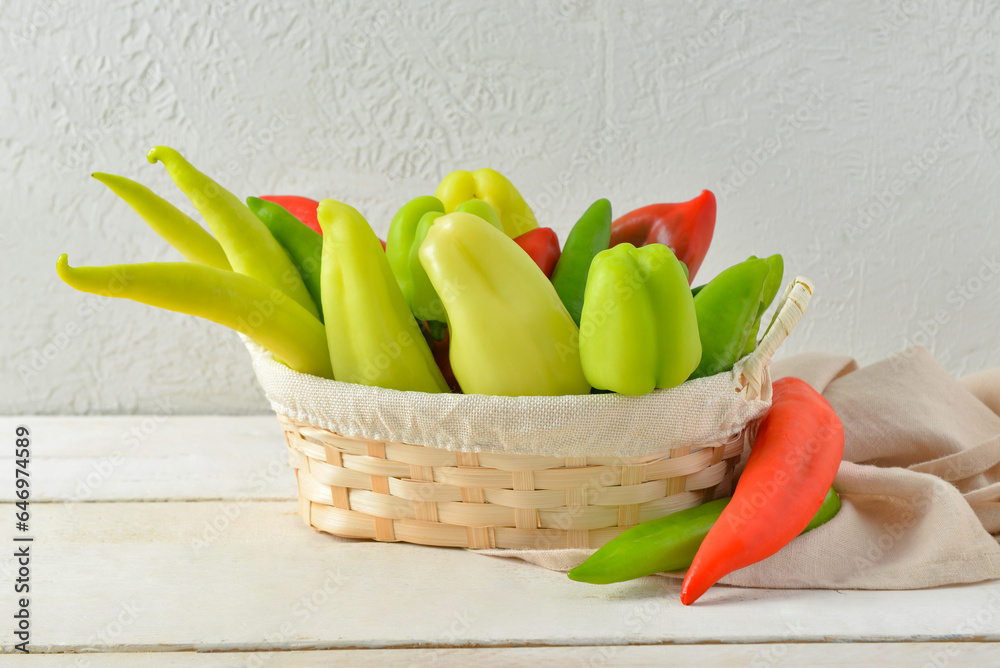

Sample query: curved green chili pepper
[146,146,319,319]
[568,488,841,585]
[92,173,231,271]
[318,200,449,392]
[56,254,332,379]
[550,198,612,326]
[741,254,784,356]
[246,196,323,319]
[689,257,771,379]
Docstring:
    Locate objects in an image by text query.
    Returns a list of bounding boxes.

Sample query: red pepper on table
[609,190,716,283]
[680,376,844,605]
[513,227,561,277]
[261,195,386,249]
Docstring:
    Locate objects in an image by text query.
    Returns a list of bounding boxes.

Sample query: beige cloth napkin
[478,346,1000,589]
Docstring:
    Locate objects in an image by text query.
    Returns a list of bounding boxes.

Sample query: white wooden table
[1,416,998,665]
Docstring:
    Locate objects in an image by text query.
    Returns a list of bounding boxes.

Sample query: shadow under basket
[269,277,815,551]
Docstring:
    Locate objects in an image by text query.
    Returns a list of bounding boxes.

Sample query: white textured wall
[3,0,1000,414]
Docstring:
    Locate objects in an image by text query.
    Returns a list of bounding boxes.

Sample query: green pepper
[689,257,771,379]
[578,243,701,395]
[455,198,503,229]
[741,254,784,356]
[386,196,445,309]
[550,199,612,326]
[56,255,332,379]
[318,199,449,392]
[246,196,323,319]
[387,197,505,325]
[92,173,231,271]
[435,168,538,238]
[418,212,590,396]
[568,488,841,585]
[147,146,319,319]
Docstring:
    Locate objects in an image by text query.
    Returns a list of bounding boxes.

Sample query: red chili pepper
[609,190,716,283]
[260,195,386,249]
[513,227,561,277]
[680,376,844,605]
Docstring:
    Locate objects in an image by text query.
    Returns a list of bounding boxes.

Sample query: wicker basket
[278,277,814,550]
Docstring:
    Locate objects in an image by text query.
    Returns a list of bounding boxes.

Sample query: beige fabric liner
[247,339,772,458]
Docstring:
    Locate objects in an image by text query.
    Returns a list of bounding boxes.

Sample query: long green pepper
[550,199,612,326]
[689,257,771,379]
[146,146,319,319]
[92,172,231,271]
[318,199,449,392]
[568,488,842,585]
[55,255,333,379]
[741,254,784,356]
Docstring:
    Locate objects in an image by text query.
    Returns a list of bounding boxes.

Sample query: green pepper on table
[568,488,841,585]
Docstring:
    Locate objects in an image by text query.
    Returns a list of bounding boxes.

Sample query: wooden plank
[2,501,999,652]
[2,644,1000,666]
[0,416,296,502]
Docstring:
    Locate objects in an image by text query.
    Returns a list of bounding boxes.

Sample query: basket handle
[740,275,815,399]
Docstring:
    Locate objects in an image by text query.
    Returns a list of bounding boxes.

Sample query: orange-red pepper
[513,227,560,277]
[680,376,844,604]
[610,190,716,283]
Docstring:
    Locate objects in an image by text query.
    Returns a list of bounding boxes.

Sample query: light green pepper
[56,254,332,378]
[92,172,231,271]
[579,243,702,395]
[318,199,449,392]
[147,146,319,319]
[418,212,590,396]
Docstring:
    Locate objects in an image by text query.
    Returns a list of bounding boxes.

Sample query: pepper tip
[55,253,70,278]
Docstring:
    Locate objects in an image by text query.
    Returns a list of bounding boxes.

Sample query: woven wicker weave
[279,277,814,550]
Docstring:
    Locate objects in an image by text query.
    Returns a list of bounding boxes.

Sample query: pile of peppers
[60,146,787,398]
[59,147,844,602]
